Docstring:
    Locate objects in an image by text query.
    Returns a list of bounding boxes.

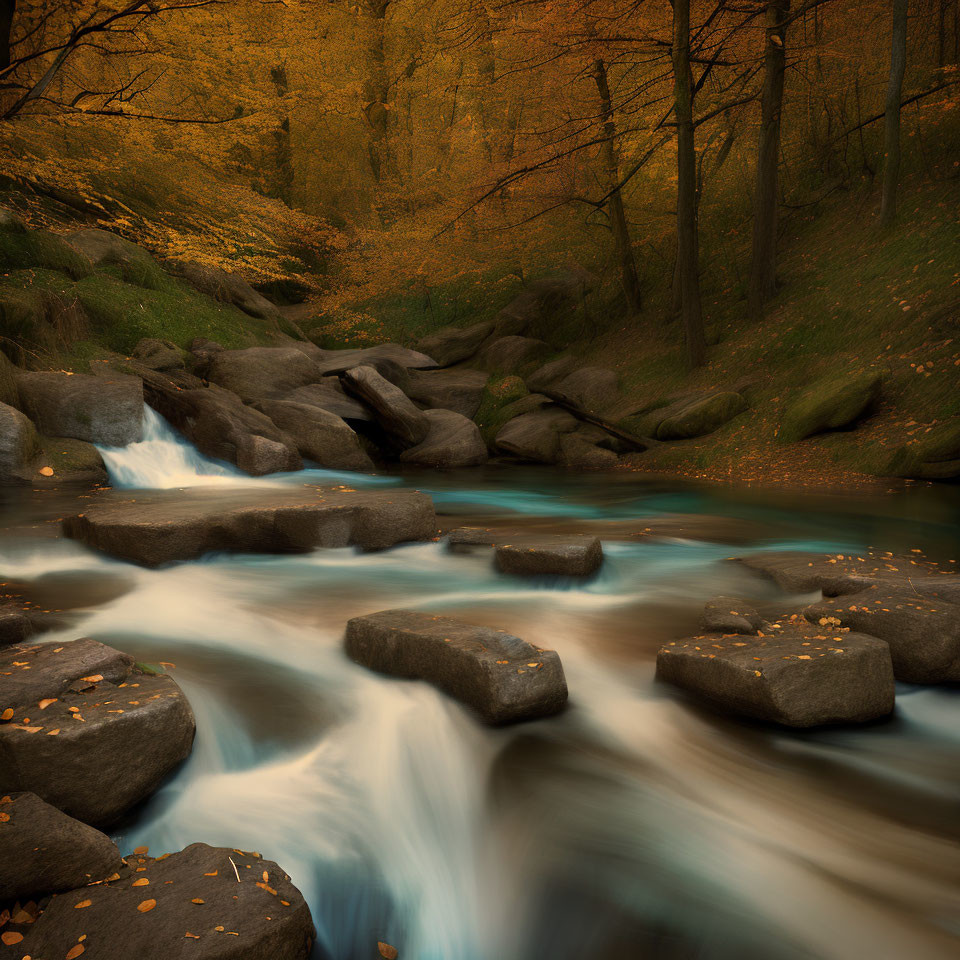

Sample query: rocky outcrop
[204,347,324,403]
[62,485,437,566]
[525,357,579,395]
[65,229,163,288]
[779,371,882,442]
[416,320,494,366]
[494,408,579,462]
[345,609,567,723]
[405,368,489,419]
[132,338,185,371]
[311,343,437,376]
[543,366,620,413]
[286,381,372,422]
[399,409,488,468]
[492,271,593,341]
[257,399,374,472]
[478,336,551,374]
[656,391,746,441]
[0,792,123,901]
[0,638,195,826]
[8,843,316,960]
[341,364,430,447]
[657,626,895,727]
[177,261,281,320]
[887,417,960,480]
[495,535,603,577]
[701,597,764,635]
[16,371,143,446]
[0,400,40,481]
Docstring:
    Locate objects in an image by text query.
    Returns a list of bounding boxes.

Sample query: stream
[1,407,958,960]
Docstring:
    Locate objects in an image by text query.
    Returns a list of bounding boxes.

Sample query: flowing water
[2,408,959,960]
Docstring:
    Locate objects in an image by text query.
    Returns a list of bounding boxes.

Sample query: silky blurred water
[1,408,957,960]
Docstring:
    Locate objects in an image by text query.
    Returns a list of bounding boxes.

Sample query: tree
[880,0,909,227]
[0,0,14,72]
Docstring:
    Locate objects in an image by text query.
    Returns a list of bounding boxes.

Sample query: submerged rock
[62,486,437,566]
[345,609,567,724]
[495,534,603,577]
[0,638,195,826]
[9,843,316,960]
[657,626,895,727]
[701,597,764,635]
[0,792,123,901]
[778,371,882,443]
[399,408,488,468]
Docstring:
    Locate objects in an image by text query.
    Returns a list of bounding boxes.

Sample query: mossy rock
[30,436,107,486]
[473,375,530,444]
[886,417,960,480]
[779,371,882,443]
[657,392,747,441]
[0,226,93,280]
[66,228,166,291]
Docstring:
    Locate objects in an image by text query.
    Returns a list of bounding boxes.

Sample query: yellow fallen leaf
[75,899,92,909]
[136,899,156,913]
[38,466,54,477]
[378,942,399,959]
[38,698,57,710]
[132,878,150,887]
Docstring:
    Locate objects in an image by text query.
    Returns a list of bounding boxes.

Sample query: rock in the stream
[63,485,437,566]
[286,380,372,422]
[132,337,185,371]
[405,368,489,419]
[257,399,374,472]
[345,609,567,724]
[478,335,551,374]
[701,597,763,635]
[803,590,960,683]
[31,436,108,486]
[779,370,882,443]
[887,416,960,480]
[16,370,143,446]
[8,843,316,960]
[0,400,40,481]
[205,347,324,403]
[495,535,603,577]
[0,792,123,901]
[657,626,895,727]
[177,261,281,320]
[494,408,579,463]
[657,391,746,441]
[0,606,35,645]
[0,638,195,826]
[416,320,494,366]
[341,364,430,447]
[399,408,488,468]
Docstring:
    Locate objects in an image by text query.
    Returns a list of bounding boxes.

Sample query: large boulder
[0,792,123,902]
[399,409,488,468]
[286,381,372,422]
[478,336,551,374]
[16,371,143,446]
[345,609,567,724]
[544,366,620,413]
[492,271,594,341]
[0,400,40,481]
[311,343,437,376]
[779,371,882,442]
[8,843,316,960]
[132,338,185,371]
[29,436,108,486]
[525,357,579,394]
[657,626,895,727]
[494,408,579,463]
[405,368,489,419]
[557,430,620,469]
[66,229,164,288]
[204,347,324,403]
[257,399,374,472]
[0,638,195,826]
[341,364,429,447]
[495,534,603,577]
[887,417,960,480]
[416,320,494,366]
[62,485,437,566]
[656,391,746,441]
[0,348,19,408]
[0,606,36,645]
[803,589,960,683]
[701,597,764,635]
[177,261,280,320]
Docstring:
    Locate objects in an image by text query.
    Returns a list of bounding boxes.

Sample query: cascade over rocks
[341,364,430,447]
[0,792,124,902]
[8,843,316,960]
[62,485,437,566]
[345,609,568,724]
[0,638,195,827]
[399,408,488,468]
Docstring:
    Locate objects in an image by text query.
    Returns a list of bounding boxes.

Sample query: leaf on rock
[136,899,156,913]
[1,931,23,946]
[74,900,92,909]
[66,945,85,959]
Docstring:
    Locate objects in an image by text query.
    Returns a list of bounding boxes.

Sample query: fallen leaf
[0,709,13,721]
[185,932,200,939]
[378,942,399,959]
[38,698,57,710]
[74,900,92,909]
[137,899,156,913]
[133,846,148,855]
[0,813,8,823]
[191,899,204,904]
[132,878,150,887]
[80,675,103,683]
[1,931,23,946]
[66,945,85,959]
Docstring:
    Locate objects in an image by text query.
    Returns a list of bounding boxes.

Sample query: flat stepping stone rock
[701,597,763,635]
[0,638,195,827]
[495,535,602,577]
[345,610,567,724]
[8,842,315,960]
[62,486,436,567]
[657,625,894,727]
[804,590,960,683]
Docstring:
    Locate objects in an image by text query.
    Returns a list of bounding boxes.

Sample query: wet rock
[29,436,108,486]
[62,486,437,566]
[345,609,567,724]
[495,535,603,577]
[656,391,746,441]
[701,597,763,635]
[132,338,185,371]
[887,416,960,480]
[0,638,195,826]
[399,408,488,468]
[779,371,882,443]
[258,399,374,472]
[286,381,372,422]
[341,364,430,447]
[803,590,960,683]
[205,347,324,403]
[0,607,35,645]
[657,626,895,727]
[0,792,123,901]
[478,335,551,374]
[405,368,489,419]
[0,400,40,481]
[16,371,143,446]
[10,843,315,960]
[177,261,280,320]
[312,343,437,376]
[236,434,295,476]
[494,408,578,463]
[416,321,494,366]
[545,366,620,413]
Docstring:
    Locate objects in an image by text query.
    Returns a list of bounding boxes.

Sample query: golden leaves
[132,878,150,887]
[38,698,58,710]
[136,899,156,913]
[66,945,85,959]
[378,942,399,959]
[191,898,205,905]
[74,900,92,909]
[39,466,55,477]
[0,709,13,721]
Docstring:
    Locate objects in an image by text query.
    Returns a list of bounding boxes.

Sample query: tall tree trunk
[880,0,909,227]
[269,65,294,207]
[748,0,790,315]
[592,57,643,315]
[0,0,14,72]
[672,0,706,368]
[362,0,393,184]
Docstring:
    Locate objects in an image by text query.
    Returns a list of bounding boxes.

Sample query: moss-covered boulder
[886,417,960,480]
[473,375,530,444]
[31,436,108,485]
[779,371,881,443]
[657,391,746,441]
[0,224,92,280]
[66,228,166,290]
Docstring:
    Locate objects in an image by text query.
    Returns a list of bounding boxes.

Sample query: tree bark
[748,0,790,315]
[0,0,14,72]
[362,0,393,184]
[592,57,643,315]
[880,0,908,227]
[672,0,706,367]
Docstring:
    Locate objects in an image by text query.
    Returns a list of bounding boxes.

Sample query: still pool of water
[2,408,958,960]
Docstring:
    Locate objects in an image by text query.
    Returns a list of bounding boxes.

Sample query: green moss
[473,375,529,444]
[779,371,882,443]
[0,226,92,280]
[657,392,747,441]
